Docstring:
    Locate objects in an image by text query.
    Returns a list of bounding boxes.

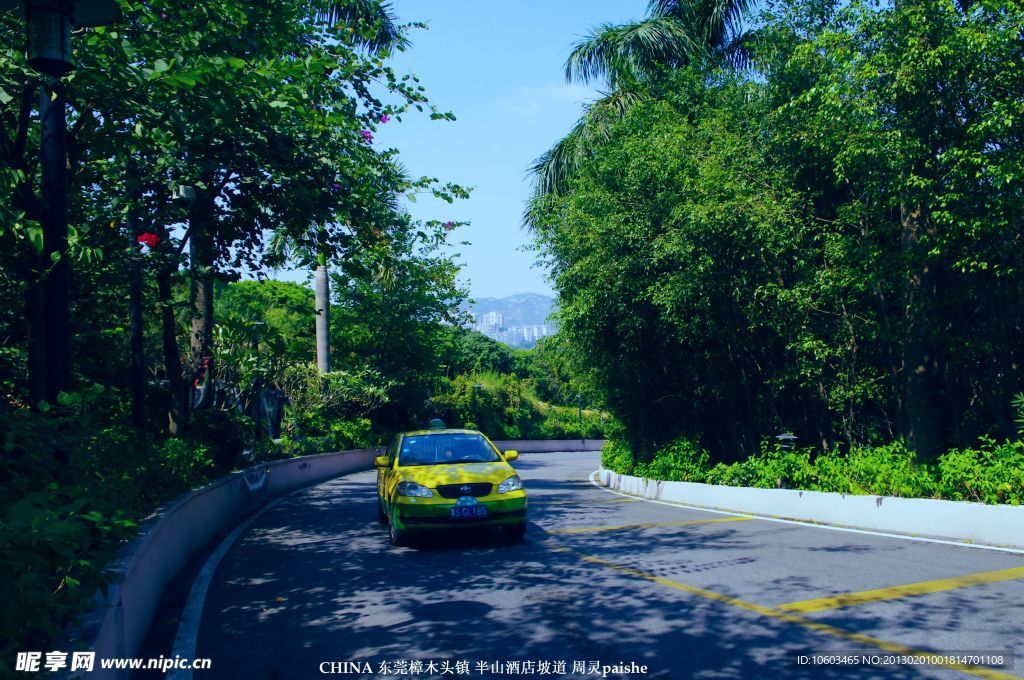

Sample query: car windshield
[399,433,501,466]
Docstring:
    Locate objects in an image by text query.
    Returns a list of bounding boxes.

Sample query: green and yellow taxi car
[375,428,527,546]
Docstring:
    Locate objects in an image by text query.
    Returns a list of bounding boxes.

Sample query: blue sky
[372,0,649,300]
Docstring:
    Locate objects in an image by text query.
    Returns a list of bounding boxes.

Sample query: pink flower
[361,129,373,143]
[444,221,455,231]
[332,183,342,192]
[379,114,390,124]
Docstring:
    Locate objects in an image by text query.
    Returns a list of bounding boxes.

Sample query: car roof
[399,428,487,437]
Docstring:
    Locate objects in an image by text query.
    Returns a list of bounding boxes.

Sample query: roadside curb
[167,493,290,680]
[591,469,1024,554]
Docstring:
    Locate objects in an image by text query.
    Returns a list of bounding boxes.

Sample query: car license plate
[450,506,488,519]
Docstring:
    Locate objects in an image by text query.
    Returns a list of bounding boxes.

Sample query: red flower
[136,232,161,249]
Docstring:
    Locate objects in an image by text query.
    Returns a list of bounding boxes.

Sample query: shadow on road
[192,466,947,680]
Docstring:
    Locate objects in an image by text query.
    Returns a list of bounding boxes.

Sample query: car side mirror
[374,455,389,468]
[503,450,519,461]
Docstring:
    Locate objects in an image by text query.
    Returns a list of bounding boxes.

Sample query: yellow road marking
[553,546,1020,680]
[776,566,1024,614]
[548,516,751,534]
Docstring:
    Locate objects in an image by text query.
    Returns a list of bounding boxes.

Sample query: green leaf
[26,225,44,253]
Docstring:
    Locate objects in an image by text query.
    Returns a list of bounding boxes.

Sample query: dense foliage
[602,437,1024,506]
[428,371,604,442]
[532,0,1024,465]
[0,0,484,668]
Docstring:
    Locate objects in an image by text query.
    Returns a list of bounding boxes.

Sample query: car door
[379,435,400,509]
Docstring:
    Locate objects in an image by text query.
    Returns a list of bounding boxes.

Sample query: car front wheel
[388,511,408,547]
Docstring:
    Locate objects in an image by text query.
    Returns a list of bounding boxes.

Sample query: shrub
[428,373,608,441]
[0,410,136,676]
[601,438,635,476]
[633,438,709,482]
[830,443,936,498]
[280,364,391,438]
[537,405,603,439]
[601,434,1023,505]
[188,409,253,474]
[268,418,375,458]
[938,438,1024,505]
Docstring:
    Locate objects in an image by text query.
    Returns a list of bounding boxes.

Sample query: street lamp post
[39,72,71,401]
[577,393,584,443]
[0,0,120,402]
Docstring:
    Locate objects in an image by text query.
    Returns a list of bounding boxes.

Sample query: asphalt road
[193,451,1024,680]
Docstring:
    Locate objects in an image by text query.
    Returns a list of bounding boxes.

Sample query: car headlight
[396,481,433,497]
[497,475,523,494]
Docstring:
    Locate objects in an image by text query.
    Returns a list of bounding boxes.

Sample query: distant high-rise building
[463,293,557,348]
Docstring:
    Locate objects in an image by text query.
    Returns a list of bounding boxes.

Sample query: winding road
[190,451,1024,679]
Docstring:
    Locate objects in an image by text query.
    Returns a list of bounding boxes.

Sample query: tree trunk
[314,251,331,374]
[189,200,216,409]
[127,159,146,428]
[156,265,188,434]
[901,199,940,459]
[25,256,47,408]
[39,81,72,402]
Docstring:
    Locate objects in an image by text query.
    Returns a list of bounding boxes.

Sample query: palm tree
[526,0,754,220]
[308,0,404,373]
[313,0,408,54]
[267,160,406,375]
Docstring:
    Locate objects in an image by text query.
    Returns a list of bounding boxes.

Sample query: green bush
[0,410,137,676]
[269,418,375,458]
[937,438,1024,505]
[822,443,937,498]
[602,434,1024,505]
[537,405,603,439]
[280,364,391,439]
[158,438,217,489]
[601,439,636,476]
[429,373,607,441]
[188,409,253,474]
[634,438,709,482]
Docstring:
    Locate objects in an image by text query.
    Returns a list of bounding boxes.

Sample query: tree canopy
[532,0,1024,461]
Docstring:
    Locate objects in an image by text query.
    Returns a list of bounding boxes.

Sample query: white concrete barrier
[73,448,376,679]
[597,469,1024,550]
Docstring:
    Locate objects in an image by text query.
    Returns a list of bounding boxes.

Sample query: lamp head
[0,0,121,76]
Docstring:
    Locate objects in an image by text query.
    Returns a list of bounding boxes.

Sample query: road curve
[192,451,1024,679]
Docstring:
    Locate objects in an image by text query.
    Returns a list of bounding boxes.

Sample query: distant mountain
[465,293,556,327]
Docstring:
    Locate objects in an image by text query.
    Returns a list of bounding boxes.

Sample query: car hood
[399,462,514,487]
